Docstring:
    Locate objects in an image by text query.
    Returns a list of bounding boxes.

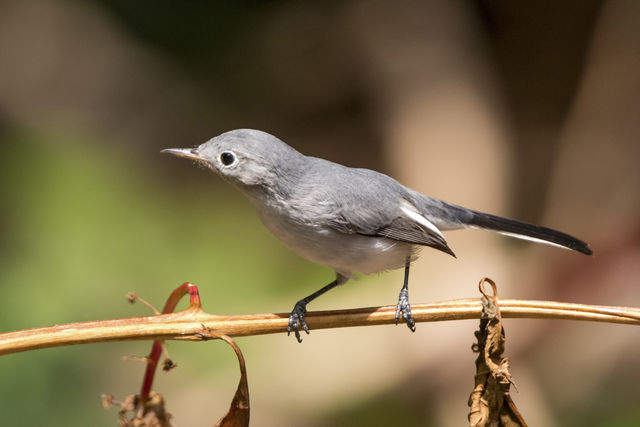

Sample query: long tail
[466,210,593,255]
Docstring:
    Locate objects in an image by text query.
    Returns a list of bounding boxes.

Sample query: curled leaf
[468,278,527,427]
[212,334,250,427]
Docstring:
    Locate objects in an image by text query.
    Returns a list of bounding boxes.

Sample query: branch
[2,289,640,356]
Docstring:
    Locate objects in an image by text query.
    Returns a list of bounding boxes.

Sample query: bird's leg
[288,279,340,343]
[395,257,416,332]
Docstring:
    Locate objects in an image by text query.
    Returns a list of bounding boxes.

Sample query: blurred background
[1,0,639,425]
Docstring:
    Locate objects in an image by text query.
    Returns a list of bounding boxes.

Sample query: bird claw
[287,301,310,343]
[395,287,416,332]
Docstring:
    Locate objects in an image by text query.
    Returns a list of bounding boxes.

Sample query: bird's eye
[220,151,236,166]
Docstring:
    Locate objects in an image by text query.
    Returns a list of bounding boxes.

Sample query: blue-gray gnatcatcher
[162,129,592,342]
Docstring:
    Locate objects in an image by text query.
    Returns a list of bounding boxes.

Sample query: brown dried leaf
[104,392,173,427]
[214,335,250,427]
[162,358,177,372]
[468,278,527,427]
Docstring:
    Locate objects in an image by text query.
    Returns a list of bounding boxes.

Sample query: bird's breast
[255,202,414,277]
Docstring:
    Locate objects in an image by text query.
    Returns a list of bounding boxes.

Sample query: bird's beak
[161,148,206,163]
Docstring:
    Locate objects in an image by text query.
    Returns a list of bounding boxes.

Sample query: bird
[162,129,592,342]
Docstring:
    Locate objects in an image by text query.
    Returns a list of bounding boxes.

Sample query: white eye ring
[220,151,236,166]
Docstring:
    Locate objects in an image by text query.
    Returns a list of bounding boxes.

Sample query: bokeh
[1,1,639,426]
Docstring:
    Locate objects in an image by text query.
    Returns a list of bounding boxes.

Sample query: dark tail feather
[467,211,593,255]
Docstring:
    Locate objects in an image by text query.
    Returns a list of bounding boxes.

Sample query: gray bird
[162,129,592,342]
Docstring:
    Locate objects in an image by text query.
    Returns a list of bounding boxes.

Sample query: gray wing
[330,195,456,257]
[374,200,455,257]
[301,160,456,257]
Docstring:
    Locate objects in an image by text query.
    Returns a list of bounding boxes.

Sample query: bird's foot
[395,287,416,332]
[287,300,310,343]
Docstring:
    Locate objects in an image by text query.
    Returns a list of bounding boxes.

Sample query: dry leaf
[214,335,250,427]
[468,278,527,427]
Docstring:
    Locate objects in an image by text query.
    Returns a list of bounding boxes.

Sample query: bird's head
[162,129,304,188]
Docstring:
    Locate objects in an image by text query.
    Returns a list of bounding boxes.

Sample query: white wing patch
[400,199,445,240]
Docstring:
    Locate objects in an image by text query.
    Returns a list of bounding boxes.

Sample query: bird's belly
[257,209,414,276]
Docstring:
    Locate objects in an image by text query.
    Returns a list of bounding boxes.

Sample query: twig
[1,291,640,356]
[140,282,201,403]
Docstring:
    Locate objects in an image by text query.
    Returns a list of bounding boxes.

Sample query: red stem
[139,282,202,403]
